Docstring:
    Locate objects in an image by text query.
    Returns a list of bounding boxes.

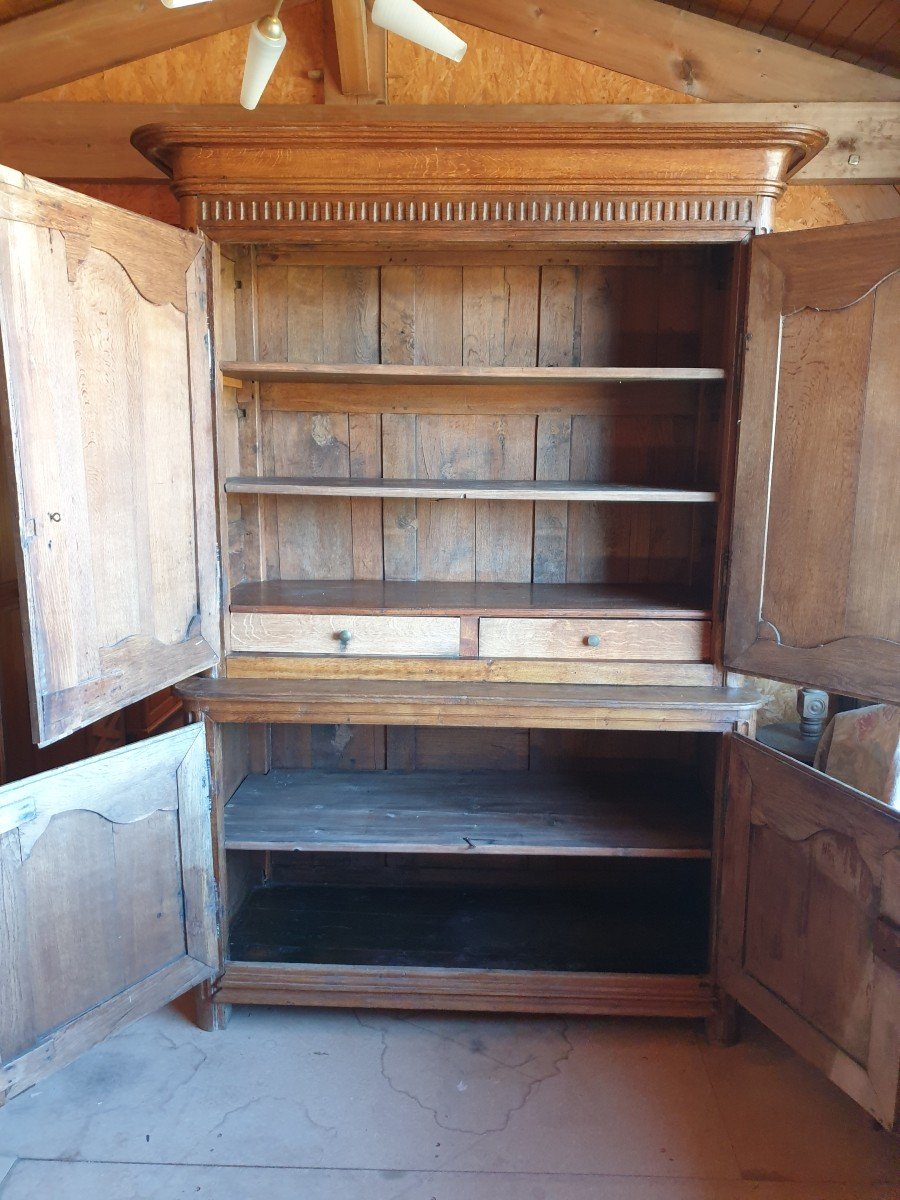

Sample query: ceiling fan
[159,0,467,109]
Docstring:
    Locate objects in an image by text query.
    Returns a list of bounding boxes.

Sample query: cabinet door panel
[719,735,900,1129]
[0,168,219,746]
[726,218,900,702]
[0,724,216,1103]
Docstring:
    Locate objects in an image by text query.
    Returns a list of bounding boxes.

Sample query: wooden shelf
[220,362,726,385]
[230,580,712,620]
[227,865,710,974]
[177,679,766,731]
[224,769,710,857]
[225,478,718,503]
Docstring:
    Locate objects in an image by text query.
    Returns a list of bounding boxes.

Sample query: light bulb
[240,13,287,110]
[369,0,466,61]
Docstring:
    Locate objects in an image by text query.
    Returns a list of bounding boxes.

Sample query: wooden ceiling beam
[427,0,900,102]
[0,103,896,182]
[0,0,313,101]
[328,0,373,95]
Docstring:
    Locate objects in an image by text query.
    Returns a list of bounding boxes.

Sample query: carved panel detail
[197,194,757,229]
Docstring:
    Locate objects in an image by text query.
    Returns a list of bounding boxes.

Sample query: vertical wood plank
[465,266,538,583]
[177,729,219,970]
[534,266,577,583]
[413,267,472,582]
[380,266,418,580]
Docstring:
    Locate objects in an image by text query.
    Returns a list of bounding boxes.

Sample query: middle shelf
[225,477,719,503]
[224,768,711,858]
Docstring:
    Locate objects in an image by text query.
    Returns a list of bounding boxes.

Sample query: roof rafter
[428,0,900,102]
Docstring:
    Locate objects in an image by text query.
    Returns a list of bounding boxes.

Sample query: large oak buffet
[0,113,897,1131]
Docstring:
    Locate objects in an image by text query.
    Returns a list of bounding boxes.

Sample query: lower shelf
[229,869,709,975]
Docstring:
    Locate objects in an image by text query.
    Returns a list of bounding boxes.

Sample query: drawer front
[478,618,710,661]
[231,613,461,657]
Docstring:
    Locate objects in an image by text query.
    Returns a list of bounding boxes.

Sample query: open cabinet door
[726,218,900,702]
[719,736,900,1130]
[0,723,217,1104]
[0,167,219,746]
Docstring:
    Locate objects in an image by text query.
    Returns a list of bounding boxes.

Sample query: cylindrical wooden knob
[585,634,601,647]
[337,629,353,646]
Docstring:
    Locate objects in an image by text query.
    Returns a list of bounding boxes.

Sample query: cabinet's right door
[719,736,899,1130]
[725,218,899,702]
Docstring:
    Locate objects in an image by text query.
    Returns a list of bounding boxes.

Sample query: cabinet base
[215,963,713,1017]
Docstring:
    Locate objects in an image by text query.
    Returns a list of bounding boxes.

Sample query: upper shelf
[219,363,726,385]
[225,478,718,503]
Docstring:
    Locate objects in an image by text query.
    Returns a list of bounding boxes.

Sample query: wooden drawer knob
[585,634,601,647]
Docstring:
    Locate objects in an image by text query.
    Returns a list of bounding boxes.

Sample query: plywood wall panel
[386,19,699,105]
[26,6,323,103]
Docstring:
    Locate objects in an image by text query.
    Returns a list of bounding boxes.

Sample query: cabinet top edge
[131,121,827,183]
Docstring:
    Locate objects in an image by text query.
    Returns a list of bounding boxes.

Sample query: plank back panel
[229,248,729,606]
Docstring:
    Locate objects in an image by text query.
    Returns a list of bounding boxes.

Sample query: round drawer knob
[336,629,353,646]
[585,634,601,647]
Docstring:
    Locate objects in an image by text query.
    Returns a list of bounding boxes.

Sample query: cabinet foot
[193,982,231,1032]
[706,995,740,1046]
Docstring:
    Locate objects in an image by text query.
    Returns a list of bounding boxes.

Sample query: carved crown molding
[131,118,826,242]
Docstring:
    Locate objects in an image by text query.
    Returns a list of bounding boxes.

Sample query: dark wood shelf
[220,362,726,385]
[230,580,712,620]
[225,477,718,503]
[227,864,710,974]
[224,768,711,857]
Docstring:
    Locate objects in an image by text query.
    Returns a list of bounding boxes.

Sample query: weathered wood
[719,736,900,1131]
[215,961,713,1016]
[726,218,900,702]
[226,477,719,502]
[223,767,712,857]
[479,618,711,661]
[179,678,764,730]
[225,653,723,686]
[428,0,900,101]
[0,171,218,745]
[230,579,712,618]
[220,363,726,383]
[0,725,216,1102]
[230,613,461,656]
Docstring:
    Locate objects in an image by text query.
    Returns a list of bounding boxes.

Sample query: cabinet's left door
[0,723,217,1103]
[0,167,219,746]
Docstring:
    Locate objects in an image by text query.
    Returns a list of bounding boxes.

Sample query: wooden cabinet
[0,117,896,1129]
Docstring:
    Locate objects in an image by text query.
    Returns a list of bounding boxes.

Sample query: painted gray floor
[0,1001,897,1198]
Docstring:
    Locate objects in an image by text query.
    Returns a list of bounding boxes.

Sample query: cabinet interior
[218,244,739,652]
[217,723,717,980]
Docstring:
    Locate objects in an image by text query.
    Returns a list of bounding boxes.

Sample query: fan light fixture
[159,0,465,109]
[240,0,287,109]
[368,0,466,62]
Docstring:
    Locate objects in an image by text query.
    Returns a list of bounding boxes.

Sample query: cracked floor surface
[0,1000,897,1199]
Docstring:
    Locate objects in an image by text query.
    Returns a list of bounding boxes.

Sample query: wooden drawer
[230,613,461,657]
[478,618,710,661]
